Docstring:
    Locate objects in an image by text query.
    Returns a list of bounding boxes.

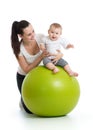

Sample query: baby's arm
[61,37,74,49]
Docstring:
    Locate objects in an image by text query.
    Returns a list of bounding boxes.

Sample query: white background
[0,0,93,129]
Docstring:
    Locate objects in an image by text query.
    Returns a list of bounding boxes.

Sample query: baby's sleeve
[60,37,70,49]
[36,34,45,43]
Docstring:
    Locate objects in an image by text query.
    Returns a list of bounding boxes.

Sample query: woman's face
[21,24,35,43]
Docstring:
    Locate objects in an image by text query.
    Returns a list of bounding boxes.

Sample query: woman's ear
[18,34,22,38]
[18,34,22,40]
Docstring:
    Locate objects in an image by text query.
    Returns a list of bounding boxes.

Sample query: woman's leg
[16,72,33,114]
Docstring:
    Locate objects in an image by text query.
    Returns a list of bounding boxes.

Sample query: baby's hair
[49,23,62,34]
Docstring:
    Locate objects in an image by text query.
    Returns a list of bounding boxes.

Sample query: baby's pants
[43,57,68,67]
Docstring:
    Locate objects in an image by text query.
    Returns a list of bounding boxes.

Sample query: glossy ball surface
[22,66,80,117]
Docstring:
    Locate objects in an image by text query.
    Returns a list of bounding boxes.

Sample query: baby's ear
[60,30,62,35]
[48,29,50,34]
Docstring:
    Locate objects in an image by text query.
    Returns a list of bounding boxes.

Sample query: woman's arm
[40,43,46,51]
[17,50,49,74]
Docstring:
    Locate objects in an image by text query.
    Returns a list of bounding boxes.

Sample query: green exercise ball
[22,66,80,117]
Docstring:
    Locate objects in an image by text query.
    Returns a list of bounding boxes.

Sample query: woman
[11,20,63,114]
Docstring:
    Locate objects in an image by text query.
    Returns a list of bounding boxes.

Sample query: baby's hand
[66,44,74,49]
[51,51,64,64]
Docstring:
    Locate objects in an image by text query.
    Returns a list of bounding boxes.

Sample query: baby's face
[48,27,61,41]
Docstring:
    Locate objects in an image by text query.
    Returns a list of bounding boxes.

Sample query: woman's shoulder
[18,43,24,56]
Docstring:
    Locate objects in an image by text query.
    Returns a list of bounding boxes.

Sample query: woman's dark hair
[11,20,30,58]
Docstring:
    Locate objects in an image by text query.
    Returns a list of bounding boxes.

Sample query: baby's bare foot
[69,71,78,77]
[53,67,60,73]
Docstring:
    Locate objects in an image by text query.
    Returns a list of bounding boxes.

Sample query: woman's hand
[41,49,50,58]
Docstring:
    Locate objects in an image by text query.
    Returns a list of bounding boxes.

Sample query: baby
[40,23,78,77]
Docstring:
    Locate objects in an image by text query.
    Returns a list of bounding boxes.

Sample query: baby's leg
[43,57,59,73]
[46,62,59,73]
[64,64,78,77]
